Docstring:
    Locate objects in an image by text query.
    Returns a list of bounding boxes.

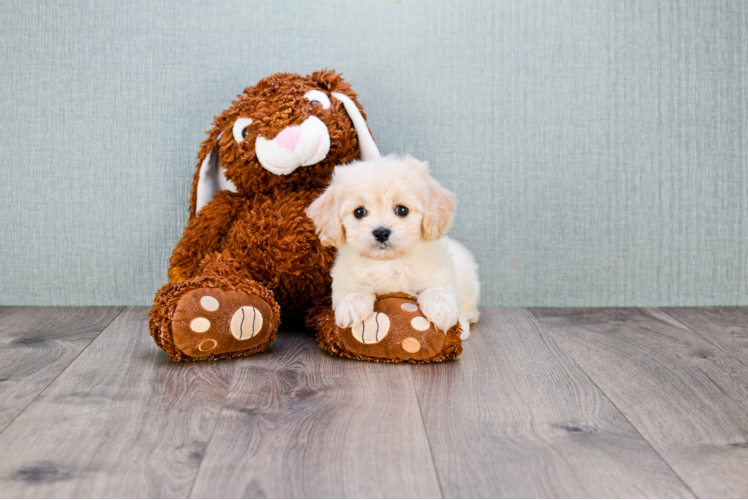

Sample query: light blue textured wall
[1,0,746,306]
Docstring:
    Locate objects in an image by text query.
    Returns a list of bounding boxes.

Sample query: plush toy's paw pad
[335,296,460,362]
[172,288,275,359]
[230,306,264,340]
[351,312,390,344]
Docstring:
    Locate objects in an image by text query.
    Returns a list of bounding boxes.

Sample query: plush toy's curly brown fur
[149,70,366,361]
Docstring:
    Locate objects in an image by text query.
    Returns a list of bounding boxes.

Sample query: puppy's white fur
[307,155,480,339]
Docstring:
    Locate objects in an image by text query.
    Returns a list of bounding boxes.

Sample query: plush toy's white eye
[232,117,254,143]
[304,90,331,109]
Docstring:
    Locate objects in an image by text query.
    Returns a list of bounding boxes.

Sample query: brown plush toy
[150,70,462,363]
[149,70,381,361]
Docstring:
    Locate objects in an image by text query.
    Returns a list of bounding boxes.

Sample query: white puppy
[307,155,480,339]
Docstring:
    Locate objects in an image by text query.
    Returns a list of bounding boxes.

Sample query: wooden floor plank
[531,307,748,498]
[0,307,236,498]
[661,307,748,367]
[0,306,123,434]
[411,308,692,498]
[189,325,442,499]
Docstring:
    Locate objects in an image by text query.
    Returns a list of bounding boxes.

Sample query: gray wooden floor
[0,306,746,498]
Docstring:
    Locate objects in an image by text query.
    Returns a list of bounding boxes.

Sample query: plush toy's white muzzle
[255,116,331,175]
[195,92,381,214]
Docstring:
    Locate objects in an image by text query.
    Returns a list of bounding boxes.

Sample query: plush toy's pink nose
[274,126,301,150]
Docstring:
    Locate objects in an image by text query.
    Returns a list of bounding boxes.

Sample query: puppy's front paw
[459,319,471,340]
[417,289,459,332]
[335,291,376,329]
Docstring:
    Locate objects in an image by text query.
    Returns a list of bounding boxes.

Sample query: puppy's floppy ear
[307,179,345,247]
[410,158,456,241]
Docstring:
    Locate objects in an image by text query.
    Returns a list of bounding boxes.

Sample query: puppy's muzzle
[372,227,391,243]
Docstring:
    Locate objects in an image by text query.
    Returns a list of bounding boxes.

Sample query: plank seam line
[655,308,748,371]
[0,306,126,438]
[408,366,446,499]
[186,358,239,499]
[525,307,700,499]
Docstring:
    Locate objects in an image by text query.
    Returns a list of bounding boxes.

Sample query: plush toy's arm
[168,191,243,282]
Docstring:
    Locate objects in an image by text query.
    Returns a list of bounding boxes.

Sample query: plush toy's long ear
[331,92,381,161]
[306,180,345,247]
[188,135,237,218]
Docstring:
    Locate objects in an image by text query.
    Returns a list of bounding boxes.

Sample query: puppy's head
[307,155,456,260]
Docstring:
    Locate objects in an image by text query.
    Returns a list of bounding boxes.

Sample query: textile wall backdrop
[1,0,746,306]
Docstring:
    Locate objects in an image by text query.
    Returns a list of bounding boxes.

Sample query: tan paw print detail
[410,316,430,331]
[200,295,219,311]
[230,306,264,340]
[198,338,217,352]
[351,312,390,344]
[172,287,275,359]
[401,337,421,353]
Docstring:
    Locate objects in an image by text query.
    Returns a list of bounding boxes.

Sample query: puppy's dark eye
[309,100,320,106]
[354,207,367,219]
[395,205,409,217]
[242,127,249,139]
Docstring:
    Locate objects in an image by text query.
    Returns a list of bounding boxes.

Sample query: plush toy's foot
[150,277,280,361]
[308,293,462,363]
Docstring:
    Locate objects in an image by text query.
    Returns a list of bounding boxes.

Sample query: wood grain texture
[0,306,123,434]
[411,308,692,498]
[662,307,748,367]
[189,326,441,499]
[2,306,747,498]
[0,307,236,498]
[531,307,748,498]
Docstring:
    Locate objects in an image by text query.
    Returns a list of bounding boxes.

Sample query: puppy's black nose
[372,227,391,243]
